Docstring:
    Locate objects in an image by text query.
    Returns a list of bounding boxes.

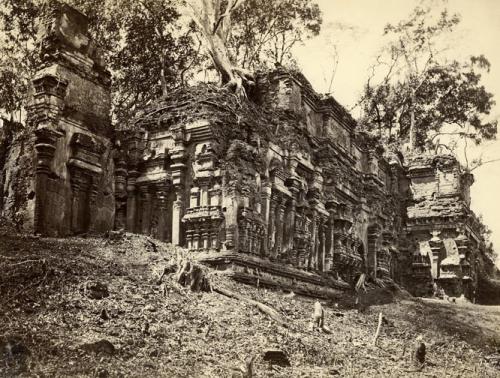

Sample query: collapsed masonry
[0,3,497,301]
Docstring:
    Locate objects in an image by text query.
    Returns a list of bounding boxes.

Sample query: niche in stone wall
[68,168,92,234]
[67,133,104,235]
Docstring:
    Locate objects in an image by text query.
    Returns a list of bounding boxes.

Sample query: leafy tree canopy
[359,5,497,154]
[1,0,322,120]
[0,0,198,124]
[229,0,322,70]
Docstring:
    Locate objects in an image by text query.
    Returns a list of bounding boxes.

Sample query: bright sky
[295,0,500,265]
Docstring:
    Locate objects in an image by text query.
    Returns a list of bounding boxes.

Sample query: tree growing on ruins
[229,0,322,70]
[185,0,250,98]
[0,0,198,123]
[186,0,322,97]
[1,0,322,119]
[359,6,497,153]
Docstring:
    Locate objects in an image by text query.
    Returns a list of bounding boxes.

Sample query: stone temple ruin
[0,3,497,301]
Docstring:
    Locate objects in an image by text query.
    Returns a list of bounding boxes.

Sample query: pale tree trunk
[409,87,417,151]
[401,38,418,152]
[187,0,253,98]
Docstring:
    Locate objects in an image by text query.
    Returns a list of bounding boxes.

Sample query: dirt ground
[1,228,499,377]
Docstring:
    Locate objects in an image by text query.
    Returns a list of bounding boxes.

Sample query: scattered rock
[80,339,116,356]
[83,281,109,299]
[100,308,110,320]
[412,339,426,366]
[95,367,110,378]
[107,230,124,241]
[143,304,156,312]
[149,349,160,357]
[262,349,290,367]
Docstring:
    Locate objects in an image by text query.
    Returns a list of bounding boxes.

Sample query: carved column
[325,212,335,271]
[125,173,138,232]
[200,182,209,206]
[190,187,200,208]
[156,184,169,241]
[69,168,85,234]
[172,186,184,246]
[114,160,127,230]
[240,208,248,253]
[87,175,99,233]
[192,224,200,250]
[429,230,442,279]
[268,192,277,255]
[170,128,186,246]
[202,225,209,250]
[286,188,298,257]
[210,220,219,249]
[309,210,318,269]
[275,196,286,259]
[186,229,194,250]
[141,187,152,235]
[33,127,62,234]
[260,183,272,256]
[319,218,326,272]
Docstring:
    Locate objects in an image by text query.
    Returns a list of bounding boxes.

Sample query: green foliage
[360,6,497,151]
[229,0,322,70]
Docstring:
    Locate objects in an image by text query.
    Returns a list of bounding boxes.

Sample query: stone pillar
[114,162,127,230]
[192,224,200,250]
[202,226,209,249]
[87,175,99,233]
[325,213,335,271]
[69,168,85,234]
[33,127,62,235]
[172,186,184,246]
[286,178,300,257]
[126,172,138,232]
[429,230,442,279]
[156,184,169,241]
[260,183,272,256]
[275,196,286,259]
[319,219,326,272]
[139,186,151,235]
[190,187,200,208]
[290,197,299,249]
[200,182,209,206]
[209,184,221,207]
[170,129,186,246]
[186,229,194,250]
[210,221,219,249]
[268,193,277,255]
[309,211,318,269]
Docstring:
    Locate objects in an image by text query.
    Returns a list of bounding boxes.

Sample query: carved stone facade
[0,3,114,236]
[0,3,494,301]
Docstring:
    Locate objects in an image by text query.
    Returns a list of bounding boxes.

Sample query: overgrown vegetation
[359,5,497,154]
[1,226,499,376]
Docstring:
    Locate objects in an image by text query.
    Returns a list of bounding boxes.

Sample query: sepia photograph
[1,0,499,376]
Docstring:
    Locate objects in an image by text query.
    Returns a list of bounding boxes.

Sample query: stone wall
[0,2,494,301]
[0,2,114,236]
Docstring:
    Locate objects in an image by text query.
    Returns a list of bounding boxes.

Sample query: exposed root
[373,312,383,345]
[214,286,288,328]
[174,259,212,292]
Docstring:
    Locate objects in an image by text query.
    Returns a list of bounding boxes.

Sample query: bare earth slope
[1,228,499,377]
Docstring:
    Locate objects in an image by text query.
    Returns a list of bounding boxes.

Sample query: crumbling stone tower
[1,3,114,236]
[405,154,482,298]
